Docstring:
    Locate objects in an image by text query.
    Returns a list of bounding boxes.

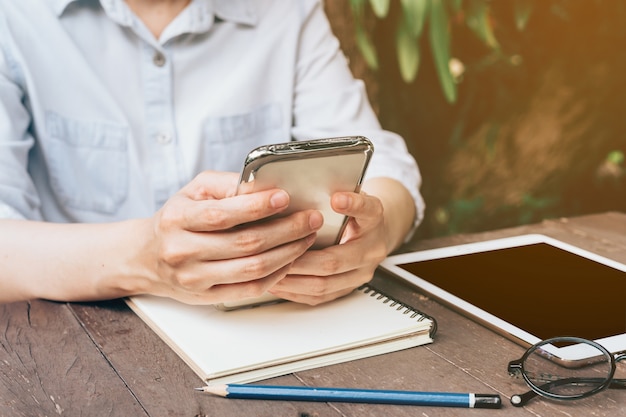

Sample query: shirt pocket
[201,103,285,172]
[45,112,129,214]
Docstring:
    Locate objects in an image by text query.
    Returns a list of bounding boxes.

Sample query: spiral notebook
[126,281,435,385]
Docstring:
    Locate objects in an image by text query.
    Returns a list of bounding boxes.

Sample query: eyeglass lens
[523,340,613,398]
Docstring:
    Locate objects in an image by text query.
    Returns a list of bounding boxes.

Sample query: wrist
[362,177,415,253]
[94,218,158,298]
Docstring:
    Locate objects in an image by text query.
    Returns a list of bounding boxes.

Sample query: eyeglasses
[507,336,626,407]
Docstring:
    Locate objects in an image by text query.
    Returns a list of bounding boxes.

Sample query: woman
[0,0,424,305]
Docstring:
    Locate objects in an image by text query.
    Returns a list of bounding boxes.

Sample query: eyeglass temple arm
[510,377,594,408]
[510,389,538,407]
[608,379,626,389]
[509,350,626,407]
[509,376,622,407]
[508,360,537,407]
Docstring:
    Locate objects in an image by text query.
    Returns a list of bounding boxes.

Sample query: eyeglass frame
[507,336,626,407]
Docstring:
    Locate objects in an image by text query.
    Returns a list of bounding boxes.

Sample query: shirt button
[156,132,172,145]
[153,51,166,67]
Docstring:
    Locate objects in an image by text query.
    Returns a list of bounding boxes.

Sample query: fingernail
[270,190,289,208]
[309,211,324,230]
[334,194,350,210]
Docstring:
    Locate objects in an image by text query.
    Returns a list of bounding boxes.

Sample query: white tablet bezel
[380,234,626,363]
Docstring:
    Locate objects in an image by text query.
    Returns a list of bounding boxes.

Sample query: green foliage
[350,0,535,103]
[347,0,626,238]
[429,0,456,103]
[369,0,391,17]
[607,150,624,166]
[514,0,533,30]
[433,193,560,236]
[434,197,484,235]
[350,0,380,70]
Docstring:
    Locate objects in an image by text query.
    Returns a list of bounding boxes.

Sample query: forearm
[0,218,154,303]
[0,172,323,306]
[361,177,417,253]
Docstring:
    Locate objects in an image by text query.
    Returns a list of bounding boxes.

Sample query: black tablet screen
[399,243,626,341]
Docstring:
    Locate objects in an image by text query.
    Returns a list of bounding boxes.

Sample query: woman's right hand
[140,171,323,305]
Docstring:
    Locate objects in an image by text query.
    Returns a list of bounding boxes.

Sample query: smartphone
[216,136,374,310]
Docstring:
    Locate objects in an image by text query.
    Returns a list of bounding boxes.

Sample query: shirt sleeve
[0,19,42,220]
[289,0,425,235]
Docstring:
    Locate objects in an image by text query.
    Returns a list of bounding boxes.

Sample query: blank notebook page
[128,286,432,383]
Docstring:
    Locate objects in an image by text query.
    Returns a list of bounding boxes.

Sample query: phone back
[239,137,373,248]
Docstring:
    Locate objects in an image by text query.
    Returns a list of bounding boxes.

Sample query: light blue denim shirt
[0,0,424,229]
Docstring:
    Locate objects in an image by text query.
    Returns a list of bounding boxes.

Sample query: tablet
[380,234,626,364]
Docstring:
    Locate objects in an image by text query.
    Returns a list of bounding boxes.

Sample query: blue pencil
[196,384,501,409]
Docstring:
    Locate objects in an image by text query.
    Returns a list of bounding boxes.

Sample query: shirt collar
[51,0,78,16]
[212,0,258,26]
[51,0,258,27]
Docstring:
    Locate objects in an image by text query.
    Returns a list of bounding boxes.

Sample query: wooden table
[2,211,625,416]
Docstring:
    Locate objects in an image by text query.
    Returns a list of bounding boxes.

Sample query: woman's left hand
[269,178,416,305]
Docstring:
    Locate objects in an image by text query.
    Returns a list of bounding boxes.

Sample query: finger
[181,171,240,200]
[167,263,293,306]
[271,259,373,294]
[163,210,323,261]
[269,279,360,306]
[210,233,317,285]
[288,244,357,276]
[164,188,293,233]
[169,233,317,290]
[331,192,383,227]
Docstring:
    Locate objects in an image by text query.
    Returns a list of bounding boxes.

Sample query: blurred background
[324,0,626,240]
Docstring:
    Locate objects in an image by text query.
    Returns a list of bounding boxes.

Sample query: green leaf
[349,0,367,10]
[450,0,463,13]
[429,0,457,103]
[521,194,558,210]
[369,0,390,18]
[350,0,379,70]
[465,0,499,49]
[396,22,421,83]
[355,26,379,70]
[400,0,430,38]
[484,122,500,157]
[349,0,367,25]
[607,150,625,165]
[514,0,533,31]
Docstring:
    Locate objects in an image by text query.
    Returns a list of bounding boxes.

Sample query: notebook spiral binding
[359,284,438,338]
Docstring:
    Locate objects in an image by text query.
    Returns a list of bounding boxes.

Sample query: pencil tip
[194,384,228,397]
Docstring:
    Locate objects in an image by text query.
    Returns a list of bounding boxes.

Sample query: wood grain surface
[2,212,625,417]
